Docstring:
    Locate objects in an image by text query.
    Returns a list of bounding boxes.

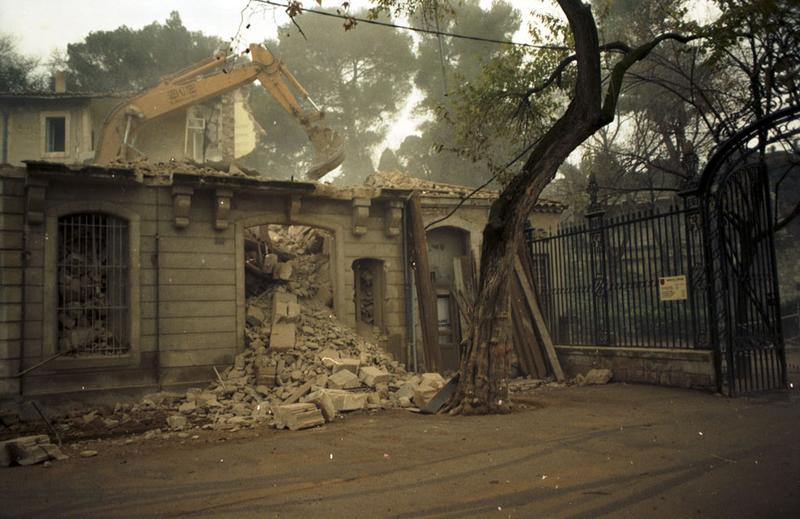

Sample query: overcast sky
[0,0,547,62]
[0,0,289,60]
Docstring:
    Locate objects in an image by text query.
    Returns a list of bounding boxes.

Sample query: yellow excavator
[94,44,344,180]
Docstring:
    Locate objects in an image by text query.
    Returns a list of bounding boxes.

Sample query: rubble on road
[1,434,68,467]
[576,368,613,386]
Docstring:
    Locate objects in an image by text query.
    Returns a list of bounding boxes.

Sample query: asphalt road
[2,383,799,518]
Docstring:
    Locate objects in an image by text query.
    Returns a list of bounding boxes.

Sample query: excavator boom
[94,45,344,180]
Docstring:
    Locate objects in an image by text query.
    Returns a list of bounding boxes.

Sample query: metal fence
[527,202,711,350]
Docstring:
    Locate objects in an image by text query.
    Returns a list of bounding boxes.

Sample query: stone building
[0,163,563,398]
[0,79,260,167]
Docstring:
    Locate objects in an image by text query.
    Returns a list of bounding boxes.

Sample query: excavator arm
[94,44,344,179]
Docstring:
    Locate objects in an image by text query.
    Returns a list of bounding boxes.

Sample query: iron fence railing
[527,202,711,350]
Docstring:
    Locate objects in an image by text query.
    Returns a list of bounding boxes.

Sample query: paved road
[2,384,799,518]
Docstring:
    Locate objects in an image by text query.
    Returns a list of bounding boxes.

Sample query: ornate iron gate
[695,106,799,394]
[705,162,786,394]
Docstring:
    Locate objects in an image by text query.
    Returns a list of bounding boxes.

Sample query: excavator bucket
[303,124,345,180]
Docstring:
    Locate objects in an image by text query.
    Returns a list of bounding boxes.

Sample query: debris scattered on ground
[576,369,613,386]
[1,435,68,467]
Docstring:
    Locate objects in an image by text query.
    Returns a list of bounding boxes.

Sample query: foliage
[64,12,222,92]
[243,7,415,184]
[0,34,47,92]
[394,0,522,186]
[544,0,799,222]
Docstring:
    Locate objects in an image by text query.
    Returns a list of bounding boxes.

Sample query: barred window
[57,213,130,356]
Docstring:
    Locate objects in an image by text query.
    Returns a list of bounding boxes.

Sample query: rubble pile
[244,225,332,302]
[365,171,497,198]
[0,435,68,467]
[109,158,249,178]
[169,291,447,432]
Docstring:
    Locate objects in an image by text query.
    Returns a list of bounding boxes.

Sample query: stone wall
[0,168,25,396]
[557,345,716,390]
[0,165,413,398]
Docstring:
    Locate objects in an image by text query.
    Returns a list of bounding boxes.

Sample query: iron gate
[528,106,797,395]
[697,108,800,394]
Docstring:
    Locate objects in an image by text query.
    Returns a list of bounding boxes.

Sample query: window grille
[57,213,130,356]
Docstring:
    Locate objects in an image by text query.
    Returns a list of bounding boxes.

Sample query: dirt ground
[2,383,799,519]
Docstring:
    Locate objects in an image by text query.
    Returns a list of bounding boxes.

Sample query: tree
[0,34,47,92]
[366,0,698,413]
[563,0,800,208]
[394,0,522,186]
[65,12,222,92]
[243,8,415,184]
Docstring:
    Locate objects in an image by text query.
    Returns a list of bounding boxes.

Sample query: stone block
[255,364,277,387]
[319,349,340,368]
[359,366,391,388]
[263,254,278,274]
[322,389,367,411]
[272,403,325,431]
[270,322,296,350]
[333,358,360,374]
[576,368,613,386]
[274,262,293,281]
[0,435,56,467]
[166,415,187,430]
[412,385,439,408]
[327,369,361,389]
[307,390,337,422]
[395,381,418,400]
[246,305,266,327]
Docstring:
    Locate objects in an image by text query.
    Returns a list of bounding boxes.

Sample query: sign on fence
[659,275,687,301]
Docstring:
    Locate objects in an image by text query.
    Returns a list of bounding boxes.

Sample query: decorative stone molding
[352,197,371,236]
[171,186,193,229]
[25,180,47,225]
[385,199,403,237]
[215,189,233,230]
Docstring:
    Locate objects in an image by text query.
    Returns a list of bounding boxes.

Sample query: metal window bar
[57,213,130,356]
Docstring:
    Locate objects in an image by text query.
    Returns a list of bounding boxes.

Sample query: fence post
[679,184,708,350]
[585,174,610,346]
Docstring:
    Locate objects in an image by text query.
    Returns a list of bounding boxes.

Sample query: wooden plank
[514,255,564,381]
[453,257,469,335]
[509,276,545,377]
[407,192,441,372]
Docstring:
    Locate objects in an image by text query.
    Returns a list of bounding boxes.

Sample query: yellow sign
[659,275,687,301]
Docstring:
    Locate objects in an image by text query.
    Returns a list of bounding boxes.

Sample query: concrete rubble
[1,434,68,467]
[52,288,444,436]
[576,368,613,386]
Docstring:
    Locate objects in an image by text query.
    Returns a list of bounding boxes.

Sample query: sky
[0,0,545,61]
[0,0,545,157]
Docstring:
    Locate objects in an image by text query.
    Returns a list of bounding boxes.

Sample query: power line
[253,0,568,51]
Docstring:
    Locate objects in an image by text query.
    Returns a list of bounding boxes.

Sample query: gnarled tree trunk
[446,0,695,414]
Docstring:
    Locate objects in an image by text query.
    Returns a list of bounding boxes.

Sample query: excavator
[93,44,344,180]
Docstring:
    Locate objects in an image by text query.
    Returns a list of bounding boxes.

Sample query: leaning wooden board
[407,193,441,372]
[513,255,565,382]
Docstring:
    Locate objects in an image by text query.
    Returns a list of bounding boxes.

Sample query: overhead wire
[252,0,569,50]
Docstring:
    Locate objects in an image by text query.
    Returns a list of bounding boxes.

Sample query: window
[57,213,130,356]
[185,116,206,162]
[46,116,66,153]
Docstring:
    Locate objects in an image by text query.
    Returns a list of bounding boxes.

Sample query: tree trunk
[447,0,694,414]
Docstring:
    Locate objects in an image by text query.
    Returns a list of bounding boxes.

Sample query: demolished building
[0,161,563,399]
